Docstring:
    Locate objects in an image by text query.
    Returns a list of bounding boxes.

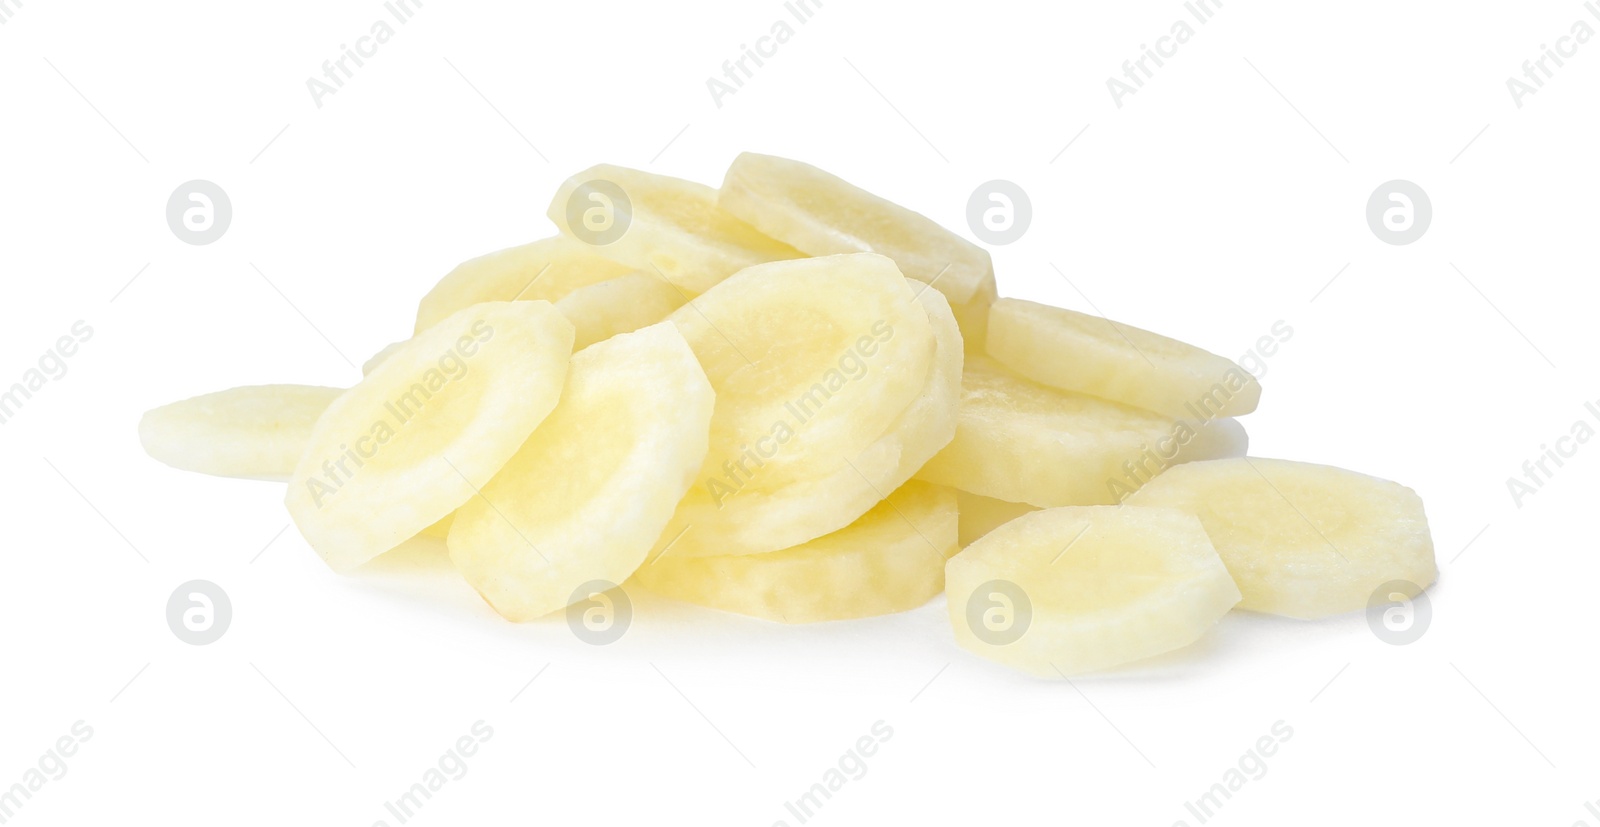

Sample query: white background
[1,0,1596,824]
